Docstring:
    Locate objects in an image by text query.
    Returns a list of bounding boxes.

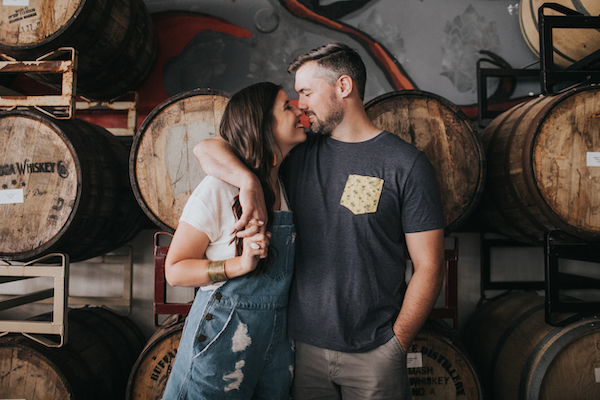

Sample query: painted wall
[144,0,538,109]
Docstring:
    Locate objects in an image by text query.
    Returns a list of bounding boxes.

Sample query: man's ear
[337,75,353,98]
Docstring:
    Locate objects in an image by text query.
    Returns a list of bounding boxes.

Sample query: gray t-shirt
[281,131,444,352]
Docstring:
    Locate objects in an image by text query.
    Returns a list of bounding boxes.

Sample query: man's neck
[330,115,382,143]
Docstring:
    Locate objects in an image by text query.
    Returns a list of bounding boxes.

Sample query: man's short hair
[288,42,367,100]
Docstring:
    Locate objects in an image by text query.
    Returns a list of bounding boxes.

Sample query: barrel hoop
[505,96,551,234]
[488,99,548,239]
[487,303,545,394]
[80,0,135,78]
[80,0,115,50]
[519,2,539,58]
[88,0,153,83]
[520,319,600,400]
[480,104,534,241]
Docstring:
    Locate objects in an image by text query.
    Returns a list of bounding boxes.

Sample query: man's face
[294,61,344,136]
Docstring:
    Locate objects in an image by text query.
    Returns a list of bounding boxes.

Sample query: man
[194,42,445,400]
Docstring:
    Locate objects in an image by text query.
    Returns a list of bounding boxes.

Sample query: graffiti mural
[441,5,501,94]
[4,0,539,123]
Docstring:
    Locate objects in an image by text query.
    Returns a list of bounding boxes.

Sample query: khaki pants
[292,337,412,400]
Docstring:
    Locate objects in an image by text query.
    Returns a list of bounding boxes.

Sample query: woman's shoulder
[191,176,239,202]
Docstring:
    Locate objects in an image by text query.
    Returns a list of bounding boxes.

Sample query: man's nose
[291,98,307,111]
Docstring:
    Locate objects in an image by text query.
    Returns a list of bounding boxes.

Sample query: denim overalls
[162,211,296,400]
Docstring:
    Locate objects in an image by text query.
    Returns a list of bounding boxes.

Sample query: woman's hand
[238,225,270,275]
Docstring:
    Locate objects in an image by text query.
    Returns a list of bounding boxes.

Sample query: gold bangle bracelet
[206,260,228,283]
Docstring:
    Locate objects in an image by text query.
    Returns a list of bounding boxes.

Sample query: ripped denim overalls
[162,211,296,400]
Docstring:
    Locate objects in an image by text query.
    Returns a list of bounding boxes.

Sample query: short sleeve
[401,152,445,233]
[179,176,239,244]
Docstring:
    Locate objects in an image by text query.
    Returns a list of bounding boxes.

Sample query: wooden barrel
[126,318,184,400]
[477,85,600,245]
[408,320,484,399]
[462,291,600,400]
[0,307,147,400]
[365,90,485,233]
[129,88,230,232]
[0,0,158,100]
[0,110,146,262]
[519,0,600,68]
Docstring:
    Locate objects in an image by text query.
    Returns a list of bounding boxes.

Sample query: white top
[179,176,288,290]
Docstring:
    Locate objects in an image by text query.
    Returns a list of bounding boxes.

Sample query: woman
[161,82,306,399]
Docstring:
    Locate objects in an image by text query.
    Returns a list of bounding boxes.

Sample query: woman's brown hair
[219,82,281,274]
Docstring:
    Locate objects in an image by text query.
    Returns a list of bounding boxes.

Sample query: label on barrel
[407,352,423,368]
[0,188,23,204]
[587,152,600,167]
[3,0,28,5]
[595,367,600,383]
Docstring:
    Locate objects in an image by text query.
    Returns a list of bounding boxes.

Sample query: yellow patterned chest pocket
[340,175,384,215]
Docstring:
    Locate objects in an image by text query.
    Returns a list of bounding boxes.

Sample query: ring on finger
[250,243,260,250]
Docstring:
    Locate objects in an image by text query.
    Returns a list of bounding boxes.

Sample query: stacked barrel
[0,1,157,399]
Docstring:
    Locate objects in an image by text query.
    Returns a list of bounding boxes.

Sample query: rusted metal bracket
[0,47,77,119]
[539,3,600,94]
[153,231,196,327]
[76,92,138,136]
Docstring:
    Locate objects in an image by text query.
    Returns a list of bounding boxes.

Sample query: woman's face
[272,89,306,159]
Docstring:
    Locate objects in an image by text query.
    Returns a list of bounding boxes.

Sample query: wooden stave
[478,85,600,245]
[129,88,230,233]
[126,319,184,400]
[365,89,486,234]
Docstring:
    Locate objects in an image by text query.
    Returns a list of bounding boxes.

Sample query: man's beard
[306,92,344,136]
[308,106,344,136]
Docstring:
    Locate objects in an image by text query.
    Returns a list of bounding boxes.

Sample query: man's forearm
[393,229,445,352]
[393,263,444,351]
[193,137,267,228]
[193,136,256,188]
